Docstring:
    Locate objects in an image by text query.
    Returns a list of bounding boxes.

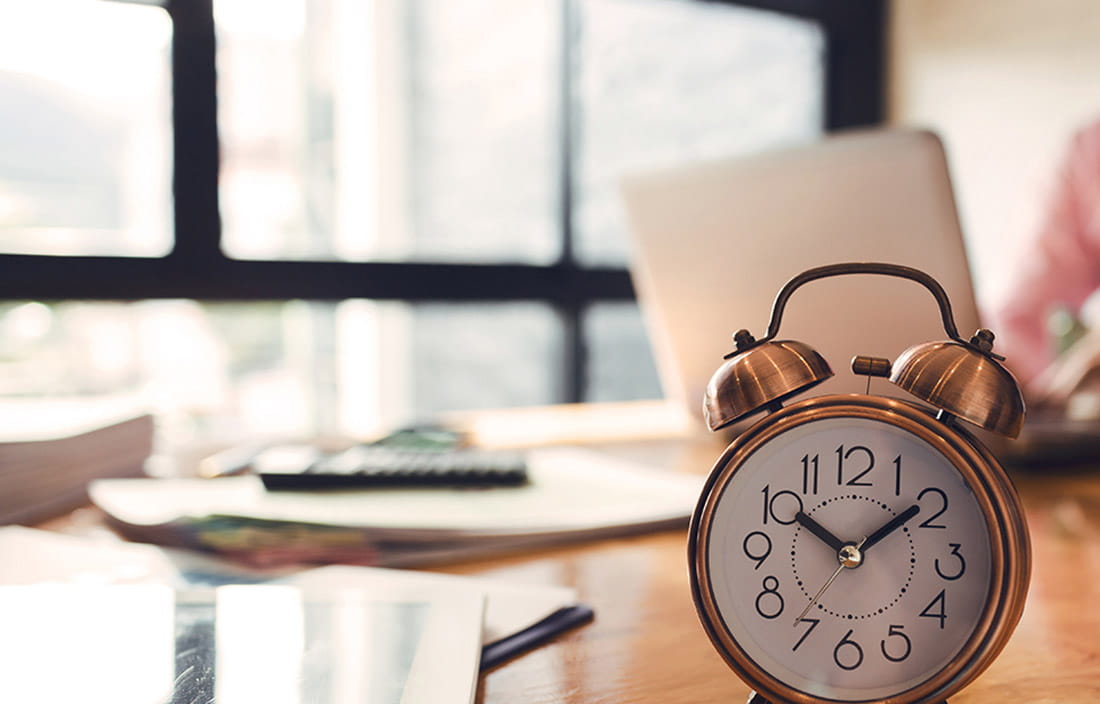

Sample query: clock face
[703,415,993,702]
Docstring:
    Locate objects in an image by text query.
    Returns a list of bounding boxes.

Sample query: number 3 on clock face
[690,397,1027,704]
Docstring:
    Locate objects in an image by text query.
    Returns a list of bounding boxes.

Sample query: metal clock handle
[759,262,968,347]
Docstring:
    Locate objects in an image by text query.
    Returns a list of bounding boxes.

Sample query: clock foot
[745,693,945,704]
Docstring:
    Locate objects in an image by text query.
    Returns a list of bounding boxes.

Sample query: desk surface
[436,440,1100,704]
[37,426,1100,703]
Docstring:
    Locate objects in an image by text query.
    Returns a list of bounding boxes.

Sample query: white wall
[889,0,1100,314]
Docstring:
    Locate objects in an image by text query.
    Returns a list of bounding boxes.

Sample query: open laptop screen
[622,129,982,427]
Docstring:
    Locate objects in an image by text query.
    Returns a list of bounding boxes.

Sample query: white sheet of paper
[89,446,702,539]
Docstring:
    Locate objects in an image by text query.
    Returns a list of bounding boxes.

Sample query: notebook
[88,447,702,567]
[621,128,982,428]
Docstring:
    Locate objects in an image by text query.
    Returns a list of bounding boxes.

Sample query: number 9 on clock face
[689,396,1027,704]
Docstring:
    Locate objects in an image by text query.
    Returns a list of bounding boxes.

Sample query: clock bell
[702,262,1024,437]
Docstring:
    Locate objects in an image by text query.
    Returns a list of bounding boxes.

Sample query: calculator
[254,443,529,490]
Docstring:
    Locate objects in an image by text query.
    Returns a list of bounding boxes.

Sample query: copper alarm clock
[688,263,1030,704]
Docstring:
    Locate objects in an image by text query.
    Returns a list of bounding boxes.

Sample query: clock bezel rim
[688,394,1030,704]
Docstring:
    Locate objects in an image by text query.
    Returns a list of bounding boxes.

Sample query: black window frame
[0,0,886,403]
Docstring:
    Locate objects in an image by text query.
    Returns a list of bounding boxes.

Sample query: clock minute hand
[861,504,921,553]
[794,511,845,552]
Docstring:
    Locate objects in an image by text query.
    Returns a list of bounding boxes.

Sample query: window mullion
[557,0,586,402]
[166,0,222,266]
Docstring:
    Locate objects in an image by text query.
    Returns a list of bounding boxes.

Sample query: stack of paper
[0,528,581,648]
[90,446,701,566]
[0,527,592,703]
[0,397,153,524]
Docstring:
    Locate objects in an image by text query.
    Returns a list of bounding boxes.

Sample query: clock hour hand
[861,504,920,553]
[794,511,845,552]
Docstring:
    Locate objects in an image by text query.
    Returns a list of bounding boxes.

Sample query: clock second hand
[794,536,867,626]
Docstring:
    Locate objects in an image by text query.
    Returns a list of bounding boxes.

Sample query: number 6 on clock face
[689,396,1029,704]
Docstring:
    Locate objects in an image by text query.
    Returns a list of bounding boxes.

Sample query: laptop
[622,128,1100,465]
[621,128,983,431]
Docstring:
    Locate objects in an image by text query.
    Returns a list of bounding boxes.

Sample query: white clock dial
[706,416,992,701]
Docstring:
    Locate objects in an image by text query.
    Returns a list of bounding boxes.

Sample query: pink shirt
[994,120,1100,388]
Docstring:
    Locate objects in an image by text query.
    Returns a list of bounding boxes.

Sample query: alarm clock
[688,263,1029,704]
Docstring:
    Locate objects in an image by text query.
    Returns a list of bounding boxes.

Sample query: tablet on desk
[0,584,483,704]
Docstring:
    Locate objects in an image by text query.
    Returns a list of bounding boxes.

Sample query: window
[0,0,172,256]
[0,0,884,449]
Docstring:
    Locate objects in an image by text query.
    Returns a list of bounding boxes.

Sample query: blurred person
[995,117,1100,411]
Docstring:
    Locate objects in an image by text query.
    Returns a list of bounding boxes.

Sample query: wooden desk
[438,448,1100,703]
[35,416,1100,703]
